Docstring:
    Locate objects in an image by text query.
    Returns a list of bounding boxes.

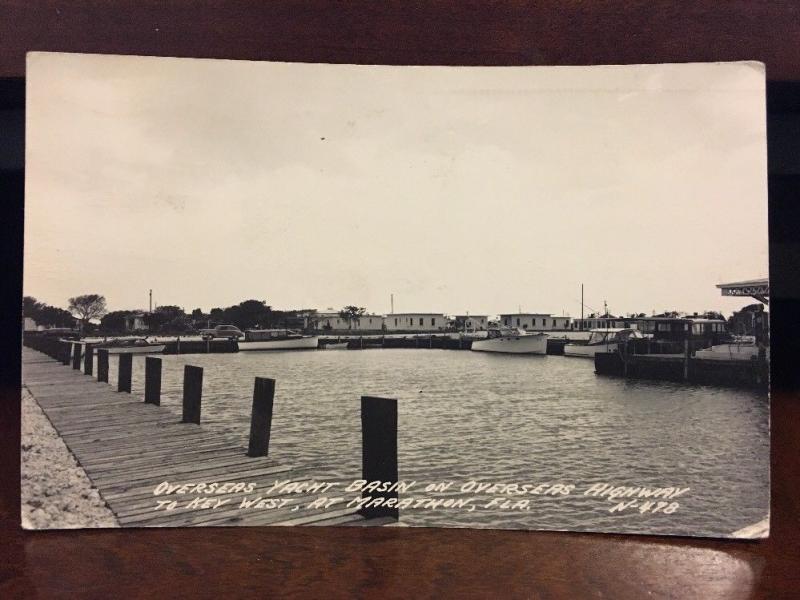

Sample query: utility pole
[149,289,153,313]
[581,283,584,330]
[390,293,394,314]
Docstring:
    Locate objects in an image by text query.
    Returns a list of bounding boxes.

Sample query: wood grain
[1,1,800,79]
[2,2,800,597]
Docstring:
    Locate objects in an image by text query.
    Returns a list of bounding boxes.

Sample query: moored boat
[238,329,319,351]
[563,328,643,358]
[97,338,166,354]
[694,342,768,362]
[470,328,548,355]
[324,342,350,350]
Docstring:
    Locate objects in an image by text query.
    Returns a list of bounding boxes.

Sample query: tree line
[23,294,320,334]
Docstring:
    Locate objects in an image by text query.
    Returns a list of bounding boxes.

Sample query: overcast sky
[25,54,767,317]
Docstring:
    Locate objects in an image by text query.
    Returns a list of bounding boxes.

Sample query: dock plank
[21,348,392,528]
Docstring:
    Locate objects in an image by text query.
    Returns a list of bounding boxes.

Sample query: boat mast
[581,284,584,330]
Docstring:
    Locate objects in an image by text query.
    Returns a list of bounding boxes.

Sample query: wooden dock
[22,347,395,528]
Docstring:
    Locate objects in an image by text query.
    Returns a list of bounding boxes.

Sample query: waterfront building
[384,313,447,332]
[312,311,385,332]
[499,313,571,331]
[570,315,628,330]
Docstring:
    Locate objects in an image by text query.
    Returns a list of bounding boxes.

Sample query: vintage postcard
[22,53,769,537]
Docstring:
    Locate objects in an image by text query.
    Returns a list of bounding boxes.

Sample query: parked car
[199,325,244,340]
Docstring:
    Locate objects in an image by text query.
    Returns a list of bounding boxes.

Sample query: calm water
[105,349,769,536]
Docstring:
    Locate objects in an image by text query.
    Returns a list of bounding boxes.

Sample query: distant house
[453,315,488,332]
[124,313,148,332]
[312,311,385,332]
[499,313,571,331]
[384,313,446,332]
[23,317,38,332]
[570,315,627,330]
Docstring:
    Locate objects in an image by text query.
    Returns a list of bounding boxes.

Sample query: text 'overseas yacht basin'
[470,328,548,354]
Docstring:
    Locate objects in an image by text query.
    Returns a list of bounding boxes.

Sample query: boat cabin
[244,329,304,341]
[586,328,644,346]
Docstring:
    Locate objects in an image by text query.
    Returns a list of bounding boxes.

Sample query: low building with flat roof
[499,313,571,331]
[385,313,447,332]
[312,311,385,332]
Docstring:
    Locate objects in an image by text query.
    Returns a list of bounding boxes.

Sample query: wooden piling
[145,356,162,406]
[83,343,94,375]
[182,365,203,424]
[118,353,133,393]
[359,396,399,519]
[71,343,81,370]
[683,339,691,381]
[97,349,109,383]
[247,377,275,457]
[61,341,71,365]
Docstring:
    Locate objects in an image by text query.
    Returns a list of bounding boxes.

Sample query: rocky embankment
[21,387,118,529]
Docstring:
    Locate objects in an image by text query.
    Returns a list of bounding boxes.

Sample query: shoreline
[21,386,118,529]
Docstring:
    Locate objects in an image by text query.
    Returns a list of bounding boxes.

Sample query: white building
[569,316,628,330]
[313,311,385,331]
[499,313,571,331]
[384,313,447,332]
[23,317,38,331]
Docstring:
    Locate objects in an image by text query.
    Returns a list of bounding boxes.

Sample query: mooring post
[683,338,691,381]
[359,396,399,519]
[72,342,82,370]
[83,343,94,375]
[247,377,275,457]
[97,349,109,382]
[61,341,71,365]
[118,353,132,393]
[145,356,162,406]
[182,365,203,424]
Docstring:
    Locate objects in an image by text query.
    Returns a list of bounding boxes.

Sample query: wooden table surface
[1,2,800,598]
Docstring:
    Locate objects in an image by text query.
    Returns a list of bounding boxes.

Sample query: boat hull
[563,343,618,358]
[103,345,166,355]
[238,336,319,351]
[324,342,350,350]
[694,344,766,362]
[471,334,547,355]
[564,343,618,358]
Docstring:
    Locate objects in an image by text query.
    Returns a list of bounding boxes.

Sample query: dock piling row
[24,340,403,525]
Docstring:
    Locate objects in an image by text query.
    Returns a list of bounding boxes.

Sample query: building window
[516,318,520,326]
[394,318,398,326]
[431,318,435,326]
[419,317,423,326]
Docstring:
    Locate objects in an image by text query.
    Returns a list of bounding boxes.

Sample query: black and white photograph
[21,52,769,537]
